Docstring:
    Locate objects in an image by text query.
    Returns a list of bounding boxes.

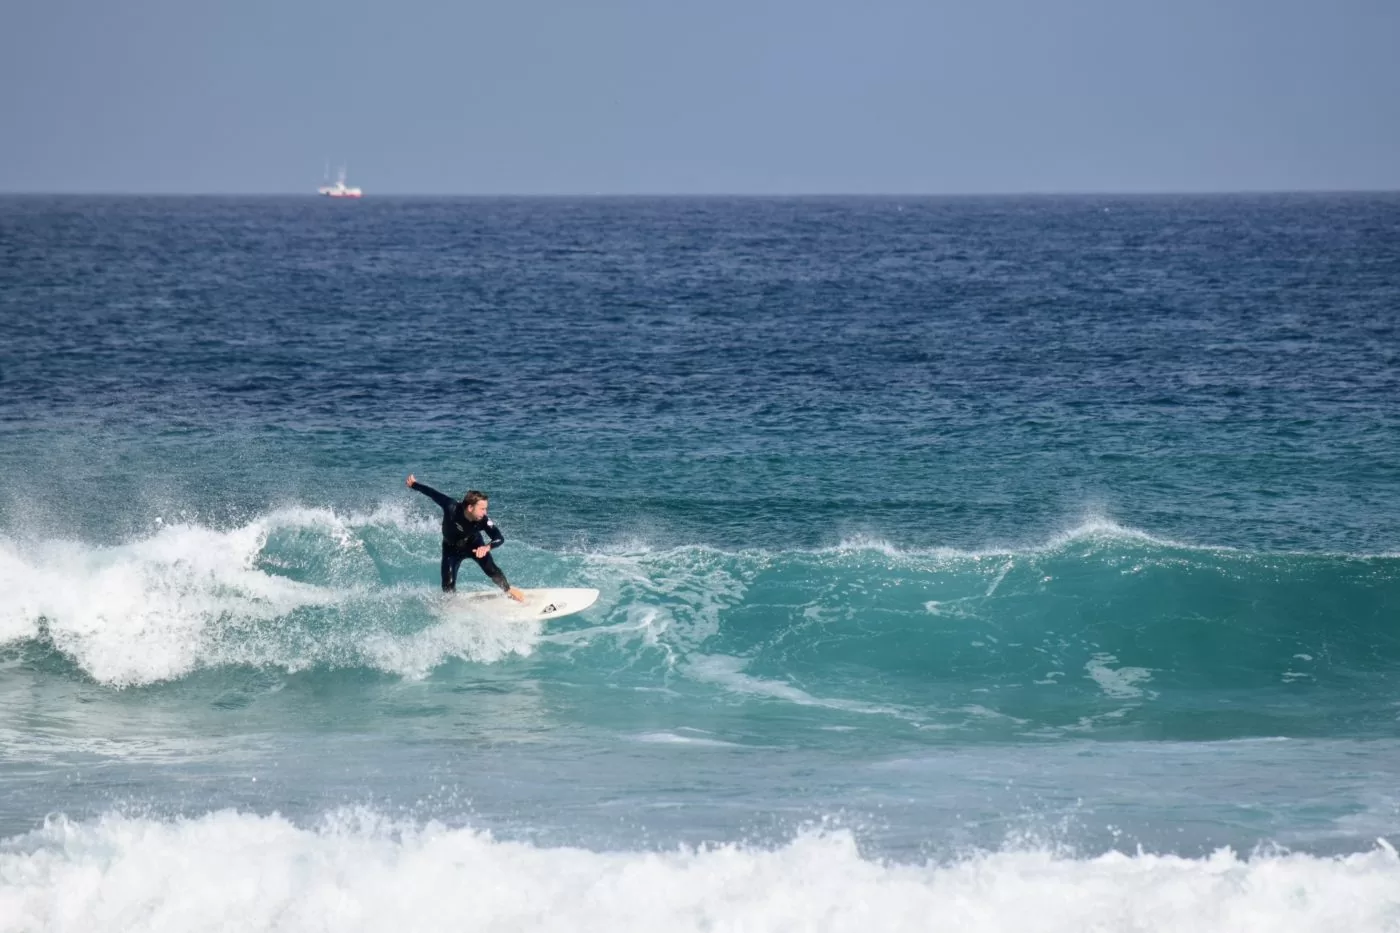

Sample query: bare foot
[507,587,526,603]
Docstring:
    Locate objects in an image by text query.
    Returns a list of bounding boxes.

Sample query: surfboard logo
[543,604,558,614]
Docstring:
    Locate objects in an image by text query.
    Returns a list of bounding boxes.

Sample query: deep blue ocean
[2,194,1399,931]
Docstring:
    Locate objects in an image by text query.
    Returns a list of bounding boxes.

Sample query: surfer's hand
[473,545,490,559]
[406,474,416,488]
[507,587,525,602]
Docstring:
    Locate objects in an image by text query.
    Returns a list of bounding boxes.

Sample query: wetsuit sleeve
[410,481,455,511]
[484,518,505,549]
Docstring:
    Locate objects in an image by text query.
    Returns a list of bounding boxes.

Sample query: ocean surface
[1,194,1399,931]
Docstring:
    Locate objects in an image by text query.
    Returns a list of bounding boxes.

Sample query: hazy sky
[2,0,1396,194]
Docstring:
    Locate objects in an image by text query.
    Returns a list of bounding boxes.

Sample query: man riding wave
[406,474,525,602]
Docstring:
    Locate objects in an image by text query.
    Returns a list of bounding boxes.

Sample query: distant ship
[318,165,363,199]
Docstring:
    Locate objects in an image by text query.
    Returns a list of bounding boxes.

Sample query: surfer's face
[465,499,488,520]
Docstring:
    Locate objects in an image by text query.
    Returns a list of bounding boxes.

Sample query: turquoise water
[2,195,1399,930]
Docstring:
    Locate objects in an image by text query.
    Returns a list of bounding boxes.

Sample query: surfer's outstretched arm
[406,474,454,510]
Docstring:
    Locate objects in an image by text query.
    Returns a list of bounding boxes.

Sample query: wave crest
[3,507,1397,725]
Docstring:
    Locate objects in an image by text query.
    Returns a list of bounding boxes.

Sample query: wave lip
[3,811,1399,933]
[826,516,1229,560]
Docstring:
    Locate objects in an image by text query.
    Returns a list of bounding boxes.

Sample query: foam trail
[684,654,909,720]
[360,599,542,679]
[632,732,741,747]
[2,811,1399,933]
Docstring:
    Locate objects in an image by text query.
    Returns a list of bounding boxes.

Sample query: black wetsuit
[410,482,510,592]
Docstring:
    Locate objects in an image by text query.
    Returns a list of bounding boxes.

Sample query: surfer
[406,475,525,602]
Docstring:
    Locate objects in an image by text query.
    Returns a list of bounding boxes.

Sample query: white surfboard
[452,587,599,622]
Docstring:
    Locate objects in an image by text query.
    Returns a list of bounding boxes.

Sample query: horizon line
[2,188,1399,199]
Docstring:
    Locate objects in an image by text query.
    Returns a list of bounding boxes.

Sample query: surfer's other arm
[406,474,454,510]
[473,518,505,559]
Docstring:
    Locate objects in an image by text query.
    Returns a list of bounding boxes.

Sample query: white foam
[922,598,979,618]
[632,732,740,747]
[0,506,523,686]
[825,519,1400,562]
[258,501,434,536]
[1085,653,1155,700]
[0,523,337,686]
[543,514,1393,573]
[360,597,542,679]
[571,517,1198,566]
[813,515,1224,563]
[684,654,907,720]
[2,811,1399,933]
[1036,516,1203,552]
[537,610,666,649]
[573,548,748,657]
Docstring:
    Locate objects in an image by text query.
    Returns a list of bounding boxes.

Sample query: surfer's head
[461,490,489,520]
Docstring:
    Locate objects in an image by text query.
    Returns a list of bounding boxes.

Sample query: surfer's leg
[473,554,511,593]
[441,546,465,592]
